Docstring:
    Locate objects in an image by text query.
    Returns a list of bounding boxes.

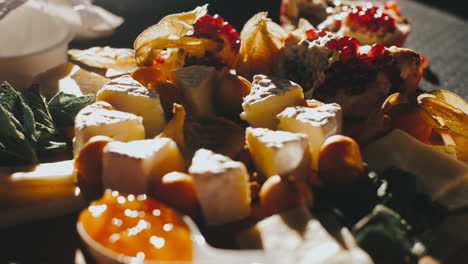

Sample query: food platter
[1,0,468,263]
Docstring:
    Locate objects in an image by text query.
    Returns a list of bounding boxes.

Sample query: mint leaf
[0,104,37,165]
[22,84,57,137]
[48,92,95,128]
[21,84,70,157]
[0,82,38,146]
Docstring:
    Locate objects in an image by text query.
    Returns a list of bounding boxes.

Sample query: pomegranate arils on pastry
[192,14,241,52]
[347,6,397,33]
[316,35,395,96]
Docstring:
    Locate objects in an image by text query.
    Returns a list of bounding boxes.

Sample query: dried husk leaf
[159,4,208,25]
[157,104,244,163]
[290,18,316,39]
[68,47,137,73]
[157,104,186,150]
[418,94,468,138]
[429,128,458,160]
[429,90,468,115]
[236,12,288,80]
[449,130,468,164]
[134,6,209,67]
[381,92,411,113]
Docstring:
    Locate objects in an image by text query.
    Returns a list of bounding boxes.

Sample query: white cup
[0,2,73,90]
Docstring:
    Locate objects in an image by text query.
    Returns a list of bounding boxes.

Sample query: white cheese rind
[246,127,311,178]
[73,102,145,156]
[277,104,342,170]
[236,207,373,264]
[96,75,166,138]
[241,75,304,129]
[102,138,184,194]
[171,65,218,116]
[189,149,251,225]
[363,129,468,210]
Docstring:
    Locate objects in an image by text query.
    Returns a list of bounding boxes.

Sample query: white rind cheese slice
[246,127,311,178]
[241,75,304,129]
[363,129,468,211]
[277,104,342,170]
[73,102,145,157]
[96,75,166,138]
[236,207,373,264]
[101,138,185,195]
[171,65,218,116]
[189,149,251,226]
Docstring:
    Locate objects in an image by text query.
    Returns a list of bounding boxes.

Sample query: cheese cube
[246,127,311,178]
[188,149,251,225]
[277,104,342,170]
[240,75,304,129]
[73,102,145,156]
[171,65,218,116]
[102,138,185,194]
[96,75,166,138]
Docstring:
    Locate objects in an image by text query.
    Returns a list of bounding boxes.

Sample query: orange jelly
[79,190,193,262]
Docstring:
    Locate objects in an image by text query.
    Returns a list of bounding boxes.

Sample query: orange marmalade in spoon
[78,190,192,262]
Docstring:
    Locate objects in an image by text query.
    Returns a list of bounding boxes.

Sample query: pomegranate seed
[155,57,165,64]
[348,38,360,53]
[318,30,327,37]
[370,45,386,59]
[337,36,351,50]
[192,14,240,53]
[326,39,338,50]
[336,20,343,29]
[284,33,295,44]
[305,29,318,41]
[340,47,357,62]
[362,56,373,66]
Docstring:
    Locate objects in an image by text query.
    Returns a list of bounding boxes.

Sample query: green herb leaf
[22,84,57,137]
[21,84,70,157]
[0,82,38,146]
[48,92,95,128]
[0,104,37,166]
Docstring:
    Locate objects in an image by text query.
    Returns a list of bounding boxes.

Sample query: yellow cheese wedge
[0,160,86,228]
